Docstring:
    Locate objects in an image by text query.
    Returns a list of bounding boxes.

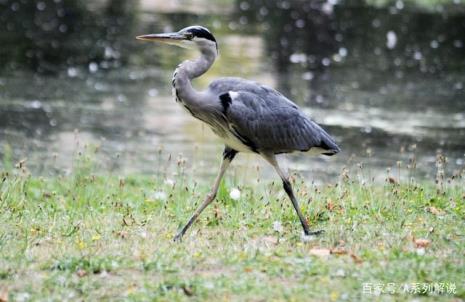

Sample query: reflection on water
[0,0,464,182]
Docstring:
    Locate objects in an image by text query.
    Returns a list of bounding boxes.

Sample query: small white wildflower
[152,191,167,201]
[164,178,175,186]
[334,268,346,277]
[204,281,215,290]
[16,293,31,302]
[273,221,283,233]
[229,188,241,200]
[66,290,76,299]
[100,270,109,278]
[139,230,148,239]
[56,275,67,286]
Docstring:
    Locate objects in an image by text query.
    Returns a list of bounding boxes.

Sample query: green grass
[0,154,464,301]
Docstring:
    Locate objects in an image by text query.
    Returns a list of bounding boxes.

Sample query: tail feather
[318,131,340,156]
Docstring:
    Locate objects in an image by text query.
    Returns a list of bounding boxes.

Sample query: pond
[1,0,464,183]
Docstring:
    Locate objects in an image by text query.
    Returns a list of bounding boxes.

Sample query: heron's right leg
[262,153,323,236]
[173,147,237,242]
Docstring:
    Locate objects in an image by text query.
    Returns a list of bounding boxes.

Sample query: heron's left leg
[262,153,323,236]
[173,147,238,242]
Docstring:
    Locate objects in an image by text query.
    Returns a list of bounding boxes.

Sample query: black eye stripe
[189,28,216,43]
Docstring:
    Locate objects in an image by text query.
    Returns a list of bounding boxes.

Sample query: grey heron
[136,26,340,241]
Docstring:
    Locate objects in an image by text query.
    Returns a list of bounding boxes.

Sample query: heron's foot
[173,232,184,242]
[304,229,324,236]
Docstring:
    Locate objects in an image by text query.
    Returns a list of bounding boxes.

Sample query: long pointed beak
[136,32,185,43]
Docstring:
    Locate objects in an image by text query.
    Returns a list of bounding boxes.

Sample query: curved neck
[173,48,217,104]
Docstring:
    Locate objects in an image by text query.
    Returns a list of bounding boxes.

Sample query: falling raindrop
[280,1,291,9]
[67,67,78,78]
[295,19,305,28]
[104,46,119,59]
[386,31,397,49]
[30,100,42,109]
[239,1,250,11]
[148,89,158,97]
[94,82,105,91]
[322,1,334,15]
[332,54,342,62]
[212,20,220,29]
[56,8,65,17]
[338,47,348,57]
[362,126,372,133]
[302,72,314,81]
[88,62,98,73]
[117,94,127,103]
[10,2,19,11]
[259,7,268,16]
[228,22,238,30]
[290,53,307,64]
[36,2,46,11]
[59,24,67,33]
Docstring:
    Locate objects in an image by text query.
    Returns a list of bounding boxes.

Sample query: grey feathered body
[174,74,340,156]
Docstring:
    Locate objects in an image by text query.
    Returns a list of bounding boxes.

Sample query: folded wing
[221,89,340,155]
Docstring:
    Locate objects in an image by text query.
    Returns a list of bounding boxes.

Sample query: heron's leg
[262,153,323,236]
[173,147,237,242]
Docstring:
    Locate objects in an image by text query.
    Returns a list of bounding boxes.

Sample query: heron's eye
[185,32,194,40]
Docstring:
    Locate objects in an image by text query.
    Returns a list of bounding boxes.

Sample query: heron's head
[136,25,217,55]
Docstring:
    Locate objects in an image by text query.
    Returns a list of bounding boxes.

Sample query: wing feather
[223,90,339,154]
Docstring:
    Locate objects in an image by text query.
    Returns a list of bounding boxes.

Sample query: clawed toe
[305,229,324,236]
[173,233,183,242]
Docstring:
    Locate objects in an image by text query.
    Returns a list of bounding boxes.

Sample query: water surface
[1,0,464,183]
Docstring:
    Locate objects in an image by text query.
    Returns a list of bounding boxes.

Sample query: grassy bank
[0,155,464,301]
